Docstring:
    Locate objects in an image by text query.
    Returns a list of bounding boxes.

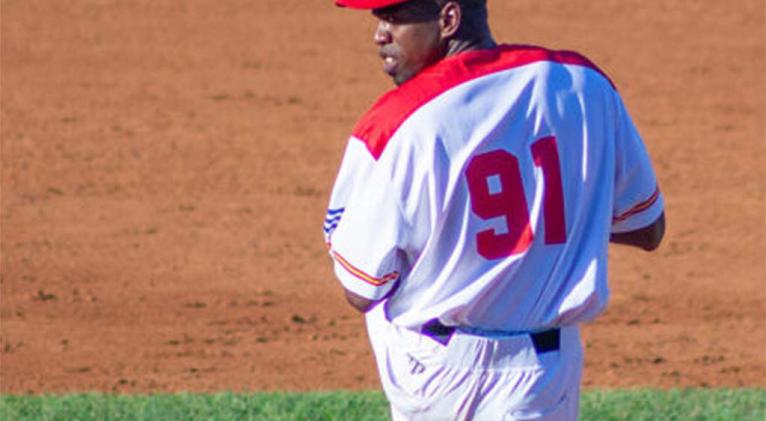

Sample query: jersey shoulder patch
[351,44,615,160]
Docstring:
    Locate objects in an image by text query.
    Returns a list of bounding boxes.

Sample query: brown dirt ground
[1,0,764,394]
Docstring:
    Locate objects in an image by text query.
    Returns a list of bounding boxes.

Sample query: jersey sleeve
[611,93,665,233]
[323,140,365,244]
[323,138,406,301]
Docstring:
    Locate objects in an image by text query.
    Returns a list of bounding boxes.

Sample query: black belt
[421,320,560,354]
[529,328,560,354]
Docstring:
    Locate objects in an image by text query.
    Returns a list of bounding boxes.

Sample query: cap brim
[335,0,411,9]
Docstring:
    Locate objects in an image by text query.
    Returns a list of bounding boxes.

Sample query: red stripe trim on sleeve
[613,187,661,223]
[353,44,615,160]
[332,251,399,287]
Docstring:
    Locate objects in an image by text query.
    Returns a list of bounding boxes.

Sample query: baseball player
[323,0,666,419]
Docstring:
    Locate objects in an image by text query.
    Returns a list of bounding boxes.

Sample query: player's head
[337,0,492,85]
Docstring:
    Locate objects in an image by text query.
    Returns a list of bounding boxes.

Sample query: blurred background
[1,0,763,393]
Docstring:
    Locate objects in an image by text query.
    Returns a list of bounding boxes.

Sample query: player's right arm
[609,91,666,251]
[610,211,665,251]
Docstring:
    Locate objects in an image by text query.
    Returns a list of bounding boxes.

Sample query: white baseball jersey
[324,44,664,333]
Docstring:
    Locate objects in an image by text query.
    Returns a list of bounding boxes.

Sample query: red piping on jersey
[352,44,615,160]
[613,187,661,223]
[332,250,399,287]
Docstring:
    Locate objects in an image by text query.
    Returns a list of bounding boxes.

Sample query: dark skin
[343,0,666,312]
[372,0,495,85]
[610,211,666,251]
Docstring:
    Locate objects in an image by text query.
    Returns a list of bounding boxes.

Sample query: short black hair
[434,0,487,11]
[433,0,489,38]
[434,0,488,21]
[376,0,489,34]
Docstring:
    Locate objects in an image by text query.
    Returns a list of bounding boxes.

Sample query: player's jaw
[379,47,404,82]
[375,29,444,85]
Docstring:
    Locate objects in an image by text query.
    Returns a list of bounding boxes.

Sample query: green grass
[1,389,763,420]
[580,389,765,420]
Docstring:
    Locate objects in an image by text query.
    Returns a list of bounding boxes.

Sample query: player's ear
[439,1,461,39]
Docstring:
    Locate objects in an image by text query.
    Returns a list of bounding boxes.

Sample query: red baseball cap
[335,0,411,9]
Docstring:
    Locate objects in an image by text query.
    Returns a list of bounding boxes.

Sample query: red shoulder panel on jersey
[353,44,615,160]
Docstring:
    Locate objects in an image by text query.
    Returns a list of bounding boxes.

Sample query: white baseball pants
[365,305,583,420]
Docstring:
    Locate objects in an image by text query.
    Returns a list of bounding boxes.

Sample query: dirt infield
[1,0,764,394]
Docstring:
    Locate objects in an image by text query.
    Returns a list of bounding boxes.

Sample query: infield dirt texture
[1,0,764,394]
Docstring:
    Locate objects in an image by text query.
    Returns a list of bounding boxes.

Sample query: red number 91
[465,136,567,260]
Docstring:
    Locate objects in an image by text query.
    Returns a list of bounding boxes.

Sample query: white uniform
[324,45,663,420]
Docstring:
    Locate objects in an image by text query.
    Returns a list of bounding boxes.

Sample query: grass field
[1,389,764,420]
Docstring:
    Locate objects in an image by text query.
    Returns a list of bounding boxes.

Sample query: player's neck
[445,36,497,57]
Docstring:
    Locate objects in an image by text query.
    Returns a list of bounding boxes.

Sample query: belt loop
[530,329,560,354]
[420,319,455,346]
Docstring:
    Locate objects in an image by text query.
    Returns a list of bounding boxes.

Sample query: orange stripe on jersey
[332,251,399,287]
[613,187,660,223]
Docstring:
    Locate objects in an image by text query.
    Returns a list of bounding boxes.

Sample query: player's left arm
[610,211,665,251]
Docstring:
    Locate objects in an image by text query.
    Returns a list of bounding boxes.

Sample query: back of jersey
[325,45,663,332]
